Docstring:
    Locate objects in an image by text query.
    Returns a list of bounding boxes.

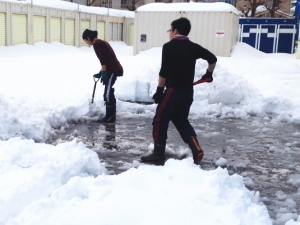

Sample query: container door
[258,24,277,53]
[0,12,6,46]
[130,23,134,46]
[276,24,296,53]
[12,14,27,45]
[240,24,259,49]
[65,19,75,46]
[109,22,113,41]
[118,23,123,41]
[113,23,118,41]
[51,17,61,42]
[80,20,90,46]
[33,16,46,43]
[97,21,105,40]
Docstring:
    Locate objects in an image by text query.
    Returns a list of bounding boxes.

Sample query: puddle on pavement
[47,115,300,225]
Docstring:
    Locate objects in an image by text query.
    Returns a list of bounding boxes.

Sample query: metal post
[78,0,80,11]
[31,0,33,7]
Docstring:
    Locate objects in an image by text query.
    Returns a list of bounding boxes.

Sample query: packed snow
[1,3,300,222]
[137,2,240,14]
[2,0,134,18]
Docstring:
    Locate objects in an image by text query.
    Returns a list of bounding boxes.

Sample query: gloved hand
[200,70,213,83]
[93,72,102,79]
[100,71,109,85]
[152,86,164,104]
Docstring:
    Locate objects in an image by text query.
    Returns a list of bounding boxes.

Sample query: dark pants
[152,87,196,144]
[103,70,123,105]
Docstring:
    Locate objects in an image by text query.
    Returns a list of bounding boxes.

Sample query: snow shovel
[193,77,213,86]
[91,77,100,103]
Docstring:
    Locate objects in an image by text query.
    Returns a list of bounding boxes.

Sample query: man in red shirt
[82,29,123,123]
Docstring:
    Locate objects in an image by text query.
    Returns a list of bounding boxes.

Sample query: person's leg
[97,72,117,123]
[141,88,177,162]
[171,91,204,163]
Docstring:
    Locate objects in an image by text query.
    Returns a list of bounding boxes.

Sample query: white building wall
[134,9,239,57]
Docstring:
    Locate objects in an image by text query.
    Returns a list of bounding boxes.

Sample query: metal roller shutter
[65,19,75,46]
[80,20,90,46]
[12,14,27,45]
[109,22,113,41]
[0,12,6,46]
[130,24,134,46]
[97,21,105,40]
[113,23,118,41]
[51,17,61,42]
[118,23,123,41]
[33,16,46,43]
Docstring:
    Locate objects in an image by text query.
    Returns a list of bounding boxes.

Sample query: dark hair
[171,17,191,36]
[82,29,98,41]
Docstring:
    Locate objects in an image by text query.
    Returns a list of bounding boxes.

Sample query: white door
[33,16,46,43]
[113,23,118,41]
[12,14,27,45]
[65,19,75,46]
[80,20,90,46]
[51,17,61,42]
[97,21,105,40]
[118,23,123,41]
[0,12,6,46]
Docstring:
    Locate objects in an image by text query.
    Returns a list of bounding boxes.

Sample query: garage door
[109,22,113,41]
[130,24,134,46]
[65,19,75,46]
[12,14,27,45]
[51,17,61,42]
[97,21,105,40]
[118,23,123,41]
[0,12,6,46]
[113,23,118,41]
[80,20,90,46]
[33,16,46,43]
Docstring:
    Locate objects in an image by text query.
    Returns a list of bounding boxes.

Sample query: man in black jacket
[141,17,217,164]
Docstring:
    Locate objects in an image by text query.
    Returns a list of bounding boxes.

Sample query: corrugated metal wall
[50,17,61,42]
[0,12,6,46]
[134,11,239,57]
[33,16,46,43]
[12,14,27,45]
[0,1,134,47]
[134,11,181,55]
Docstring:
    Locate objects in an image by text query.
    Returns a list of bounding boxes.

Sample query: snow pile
[0,138,106,225]
[2,0,134,18]
[137,2,239,14]
[4,159,271,225]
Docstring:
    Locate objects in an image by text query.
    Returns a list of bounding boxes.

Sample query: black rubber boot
[97,104,116,123]
[141,143,166,162]
[188,136,204,163]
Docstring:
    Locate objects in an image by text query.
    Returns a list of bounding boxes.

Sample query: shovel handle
[193,78,213,86]
[91,78,100,103]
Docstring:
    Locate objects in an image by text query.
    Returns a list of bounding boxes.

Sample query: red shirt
[93,39,123,72]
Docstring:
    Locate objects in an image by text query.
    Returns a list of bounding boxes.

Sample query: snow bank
[3,0,134,18]
[4,159,271,225]
[137,2,239,14]
[0,138,106,225]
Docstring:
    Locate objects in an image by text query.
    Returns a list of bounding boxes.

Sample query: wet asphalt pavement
[48,114,300,225]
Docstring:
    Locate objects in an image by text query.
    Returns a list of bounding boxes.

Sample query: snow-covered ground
[1,38,300,224]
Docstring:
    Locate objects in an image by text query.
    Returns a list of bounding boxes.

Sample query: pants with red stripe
[152,87,196,144]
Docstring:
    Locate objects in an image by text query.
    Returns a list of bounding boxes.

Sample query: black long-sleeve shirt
[93,39,123,73]
[159,38,217,91]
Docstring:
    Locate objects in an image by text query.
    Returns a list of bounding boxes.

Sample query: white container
[134,2,239,57]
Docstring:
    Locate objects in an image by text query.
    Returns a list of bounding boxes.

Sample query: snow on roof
[1,0,134,18]
[136,2,240,15]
